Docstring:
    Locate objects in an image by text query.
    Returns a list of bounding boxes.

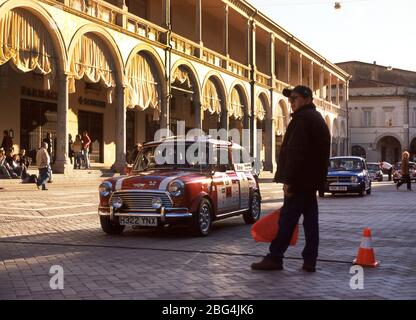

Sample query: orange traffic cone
[353,228,380,268]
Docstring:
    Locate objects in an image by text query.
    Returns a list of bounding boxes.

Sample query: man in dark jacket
[251,85,330,272]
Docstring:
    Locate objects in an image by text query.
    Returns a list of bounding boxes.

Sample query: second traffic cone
[353,228,380,268]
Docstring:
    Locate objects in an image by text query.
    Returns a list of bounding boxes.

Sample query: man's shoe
[42,187,48,191]
[302,264,316,272]
[251,257,283,271]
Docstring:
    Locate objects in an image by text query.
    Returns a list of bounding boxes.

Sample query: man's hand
[283,184,294,198]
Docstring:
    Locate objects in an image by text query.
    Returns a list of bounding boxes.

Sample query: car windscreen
[367,164,380,171]
[132,142,214,172]
[329,158,363,171]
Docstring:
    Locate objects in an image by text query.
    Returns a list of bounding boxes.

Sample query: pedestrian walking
[43,132,54,182]
[396,151,412,191]
[68,134,74,165]
[251,85,330,272]
[72,134,83,169]
[82,131,91,169]
[380,161,393,181]
[36,142,50,191]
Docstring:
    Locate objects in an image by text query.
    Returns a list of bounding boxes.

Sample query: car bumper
[98,206,193,224]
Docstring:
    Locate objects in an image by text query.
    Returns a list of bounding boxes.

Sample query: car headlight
[99,181,112,197]
[350,176,358,183]
[152,197,163,209]
[111,196,123,209]
[168,180,185,197]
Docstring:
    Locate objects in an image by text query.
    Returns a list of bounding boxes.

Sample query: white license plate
[119,216,158,226]
[329,186,347,191]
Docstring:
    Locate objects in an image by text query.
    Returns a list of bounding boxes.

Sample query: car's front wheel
[100,216,125,235]
[189,199,213,237]
[243,192,261,224]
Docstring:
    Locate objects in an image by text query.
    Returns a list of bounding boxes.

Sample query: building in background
[0,0,349,174]
[337,61,416,164]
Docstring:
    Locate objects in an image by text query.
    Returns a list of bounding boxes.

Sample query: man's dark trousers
[267,190,319,266]
[37,168,50,190]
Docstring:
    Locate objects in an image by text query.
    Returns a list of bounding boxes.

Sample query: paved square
[0,179,415,299]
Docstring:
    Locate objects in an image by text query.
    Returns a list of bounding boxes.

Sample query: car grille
[327,176,352,183]
[109,191,173,211]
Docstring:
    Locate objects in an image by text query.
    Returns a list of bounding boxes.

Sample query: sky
[248,0,416,72]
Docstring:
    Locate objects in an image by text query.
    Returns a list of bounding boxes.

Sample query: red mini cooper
[98,137,261,236]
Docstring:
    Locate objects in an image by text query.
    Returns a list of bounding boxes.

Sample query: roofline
[336,60,416,74]
[228,0,350,80]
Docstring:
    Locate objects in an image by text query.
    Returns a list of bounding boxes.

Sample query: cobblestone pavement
[0,179,415,300]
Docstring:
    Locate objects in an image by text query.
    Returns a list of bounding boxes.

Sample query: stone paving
[0,178,415,300]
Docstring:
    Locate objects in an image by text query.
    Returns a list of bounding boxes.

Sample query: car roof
[143,135,237,148]
[330,156,365,161]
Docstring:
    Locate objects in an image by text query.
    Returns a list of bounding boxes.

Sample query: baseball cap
[282,85,313,98]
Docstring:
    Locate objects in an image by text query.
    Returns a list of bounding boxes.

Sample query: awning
[125,53,160,120]
[0,8,56,89]
[69,34,116,103]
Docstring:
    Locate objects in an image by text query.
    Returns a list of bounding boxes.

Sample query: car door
[231,146,250,211]
[213,146,240,215]
[363,160,370,189]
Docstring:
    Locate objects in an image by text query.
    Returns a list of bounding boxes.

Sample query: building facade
[337,61,416,164]
[0,0,349,174]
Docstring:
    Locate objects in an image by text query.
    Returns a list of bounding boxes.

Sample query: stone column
[319,66,324,99]
[336,77,340,106]
[309,60,314,91]
[195,0,203,58]
[298,54,303,85]
[54,73,72,175]
[161,0,171,45]
[328,72,332,102]
[115,86,127,173]
[195,100,202,130]
[251,21,257,70]
[224,5,229,57]
[286,44,291,85]
[269,34,276,81]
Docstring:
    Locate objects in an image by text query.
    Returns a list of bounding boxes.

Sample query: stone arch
[325,115,332,133]
[228,80,250,117]
[410,136,416,161]
[67,24,124,84]
[275,99,289,133]
[331,118,340,156]
[255,92,270,121]
[125,45,167,108]
[0,1,67,73]
[201,72,228,132]
[375,135,402,164]
[125,44,165,79]
[170,60,203,133]
[201,71,228,110]
[170,59,202,98]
